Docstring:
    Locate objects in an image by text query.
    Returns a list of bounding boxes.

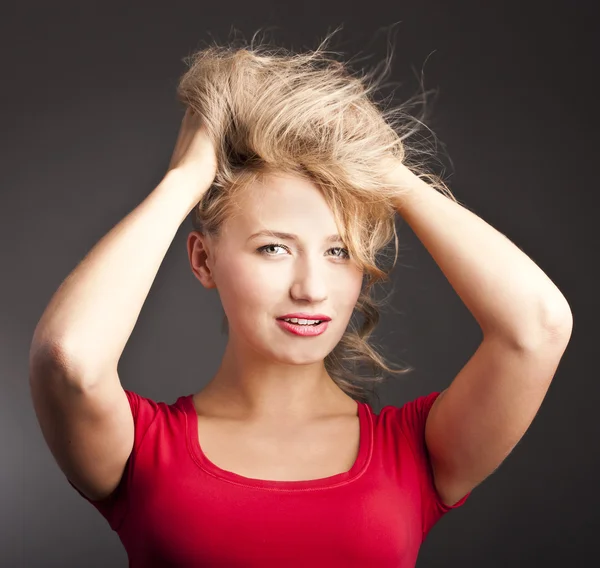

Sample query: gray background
[3,0,597,566]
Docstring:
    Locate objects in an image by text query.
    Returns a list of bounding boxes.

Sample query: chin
[264,344,330,367]
[278,354,325,366]
[253,342,318,364]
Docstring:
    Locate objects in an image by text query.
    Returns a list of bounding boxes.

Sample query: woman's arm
[29,110,217,387]
[29,172,202,386]
[389,163,572,346]
[387,162,573,507]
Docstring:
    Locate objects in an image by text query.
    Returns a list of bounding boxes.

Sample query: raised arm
[28,110,217,501]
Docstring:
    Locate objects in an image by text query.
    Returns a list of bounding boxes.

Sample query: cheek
[336,270,364,307]
[216,259,278,316]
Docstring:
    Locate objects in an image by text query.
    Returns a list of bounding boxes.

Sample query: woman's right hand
[166,108,218,201]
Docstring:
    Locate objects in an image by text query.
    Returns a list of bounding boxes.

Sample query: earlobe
[191,259,217,290]
[194,257,217,289]
[197,267,217,289]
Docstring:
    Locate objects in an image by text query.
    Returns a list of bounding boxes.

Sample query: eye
[329,247,350,259]
[257,243,289,256]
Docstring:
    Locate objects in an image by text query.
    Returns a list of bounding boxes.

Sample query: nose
[289,256,328,304]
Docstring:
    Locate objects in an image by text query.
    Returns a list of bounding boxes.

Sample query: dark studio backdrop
[2,0,597,566]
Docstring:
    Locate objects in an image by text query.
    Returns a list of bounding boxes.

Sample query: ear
[187,231,217,289]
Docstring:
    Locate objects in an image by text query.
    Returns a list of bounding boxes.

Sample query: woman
[29,31,573,567]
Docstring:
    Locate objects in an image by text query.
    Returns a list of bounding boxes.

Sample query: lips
[277,313,331,321]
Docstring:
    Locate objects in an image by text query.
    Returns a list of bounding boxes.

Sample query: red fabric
[68,389,470,567]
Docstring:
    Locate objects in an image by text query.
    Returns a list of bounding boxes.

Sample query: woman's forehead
[231,174,337,224]
[250,172,330,206]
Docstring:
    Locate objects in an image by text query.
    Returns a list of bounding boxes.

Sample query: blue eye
[258,243,288,255]
[257,244,350,259]
[329,247,350,259]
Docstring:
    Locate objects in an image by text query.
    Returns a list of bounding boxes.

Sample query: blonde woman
[29,31,573,567]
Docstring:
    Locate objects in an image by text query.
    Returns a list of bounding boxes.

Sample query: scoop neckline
[182,394,373,491]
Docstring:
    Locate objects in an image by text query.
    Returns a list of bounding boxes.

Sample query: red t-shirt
[68,389,471,566]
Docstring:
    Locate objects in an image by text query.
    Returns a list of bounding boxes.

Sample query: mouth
[276,314,331,323]
[277,317,328,325]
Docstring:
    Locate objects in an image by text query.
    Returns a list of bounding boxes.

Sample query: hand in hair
[167,108,218,200]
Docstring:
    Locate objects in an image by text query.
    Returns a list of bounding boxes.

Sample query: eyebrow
[247,230,345,244]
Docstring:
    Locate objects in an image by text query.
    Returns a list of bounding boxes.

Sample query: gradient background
[3,0,597,566]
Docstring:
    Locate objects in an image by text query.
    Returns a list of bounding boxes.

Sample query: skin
[187,172,364,425]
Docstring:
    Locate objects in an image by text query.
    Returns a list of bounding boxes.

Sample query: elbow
[540,295,573,343]
[29,339,82,384]
[484,298,573,352]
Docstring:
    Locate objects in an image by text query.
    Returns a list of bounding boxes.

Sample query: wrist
[159,169,213,212]
[383,161,425,208]
[165,166,213,191]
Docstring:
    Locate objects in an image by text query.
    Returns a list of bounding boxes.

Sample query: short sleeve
[67,389,160,531]
[398,391,472,540]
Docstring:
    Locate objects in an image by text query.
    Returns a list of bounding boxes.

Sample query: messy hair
[176,27,459,406]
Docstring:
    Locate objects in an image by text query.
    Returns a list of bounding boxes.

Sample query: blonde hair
[176,27,459,405]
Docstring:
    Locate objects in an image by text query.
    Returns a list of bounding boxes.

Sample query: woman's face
[188,172,364,365]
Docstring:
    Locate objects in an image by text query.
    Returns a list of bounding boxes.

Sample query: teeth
[283,318,322,325]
